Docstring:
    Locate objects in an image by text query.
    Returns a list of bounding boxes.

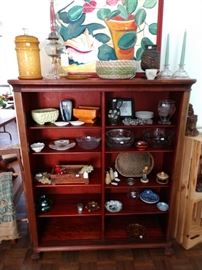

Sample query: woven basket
[115,152,154,177]
[96,60,137,79]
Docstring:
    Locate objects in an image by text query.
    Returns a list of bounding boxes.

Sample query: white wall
[162,0,202,128]
[0,0,202,127]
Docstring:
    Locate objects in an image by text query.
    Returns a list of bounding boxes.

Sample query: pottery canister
[141,45,160,71]
[15,34,42,79]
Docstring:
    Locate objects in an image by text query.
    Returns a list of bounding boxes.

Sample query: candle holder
[45,32,65,79]
[158,65,173,79]
[172,65,189,79]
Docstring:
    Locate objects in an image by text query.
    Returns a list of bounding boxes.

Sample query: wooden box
[50,165,89,184]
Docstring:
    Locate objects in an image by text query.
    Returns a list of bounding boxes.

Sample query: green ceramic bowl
[31,108,59,125]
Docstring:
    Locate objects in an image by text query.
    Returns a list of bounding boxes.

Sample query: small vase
[107,98,122,125]
[37,194,52,213]
[141,45,160,71]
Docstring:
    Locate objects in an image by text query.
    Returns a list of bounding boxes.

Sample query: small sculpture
[105,171,111,185]
[185,104,199,136]
[140,166,149,183]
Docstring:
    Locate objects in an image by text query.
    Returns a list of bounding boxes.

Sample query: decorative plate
[69,120,85,126]
[105,200,123,213]
[66,74,89,80]
[48,141,76,151]
[115,152,154,177]
[54,121,69,126]
[140,189,160,204]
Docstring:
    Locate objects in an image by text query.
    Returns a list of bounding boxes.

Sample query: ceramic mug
[145,69,158,80]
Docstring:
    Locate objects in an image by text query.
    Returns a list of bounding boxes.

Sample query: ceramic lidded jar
[15,34,42,79]
[141,45,160,71]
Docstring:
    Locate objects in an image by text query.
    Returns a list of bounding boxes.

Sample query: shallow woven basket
[115,152,154,177]
[96,60,137,79]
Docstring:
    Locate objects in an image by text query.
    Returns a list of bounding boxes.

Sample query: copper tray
[115,152,154,177]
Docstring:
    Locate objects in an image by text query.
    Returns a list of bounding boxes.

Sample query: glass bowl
[106,128,134,148]
[76,136,101,150]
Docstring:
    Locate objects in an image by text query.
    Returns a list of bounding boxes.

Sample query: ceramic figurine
[185,104,199,136]
[140,166,149,183]
[105,171,111,185]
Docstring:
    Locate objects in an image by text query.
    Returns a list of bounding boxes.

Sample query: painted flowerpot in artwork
[105,15,137,60]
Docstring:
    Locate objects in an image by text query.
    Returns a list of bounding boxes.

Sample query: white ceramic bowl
[31,108,59,125]
[96,60,137,79]
[30,142,45,152]
[135,111,154,120]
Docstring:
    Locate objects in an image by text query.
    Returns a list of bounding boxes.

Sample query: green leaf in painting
[125,0,138,14]
[117,4,129,20]
[149,23,157,35]
[136,47,144,61]
[58,11,85,25]
[118,32,137,50]
[135,9,147,26]
[60,24,86,40]
[143,0,157,9]
[58,11,71,24]
[108,10,121,19]
[67,5,83,22]
[97,8,112,20]
[98,44,117,60]
[141,37,154,49]
[86,23,105,34]
[94,33,111,44]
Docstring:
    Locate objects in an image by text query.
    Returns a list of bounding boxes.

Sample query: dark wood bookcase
[8,78,196,258]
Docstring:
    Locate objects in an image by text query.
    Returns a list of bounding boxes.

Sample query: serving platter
[115,152,154,177]
[48,141,76,151]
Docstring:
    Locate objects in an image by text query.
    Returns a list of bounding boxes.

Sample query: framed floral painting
[54,0,164,73]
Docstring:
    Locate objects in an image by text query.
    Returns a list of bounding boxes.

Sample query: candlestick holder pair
[158,64,189,79]
[158,31,189,79]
